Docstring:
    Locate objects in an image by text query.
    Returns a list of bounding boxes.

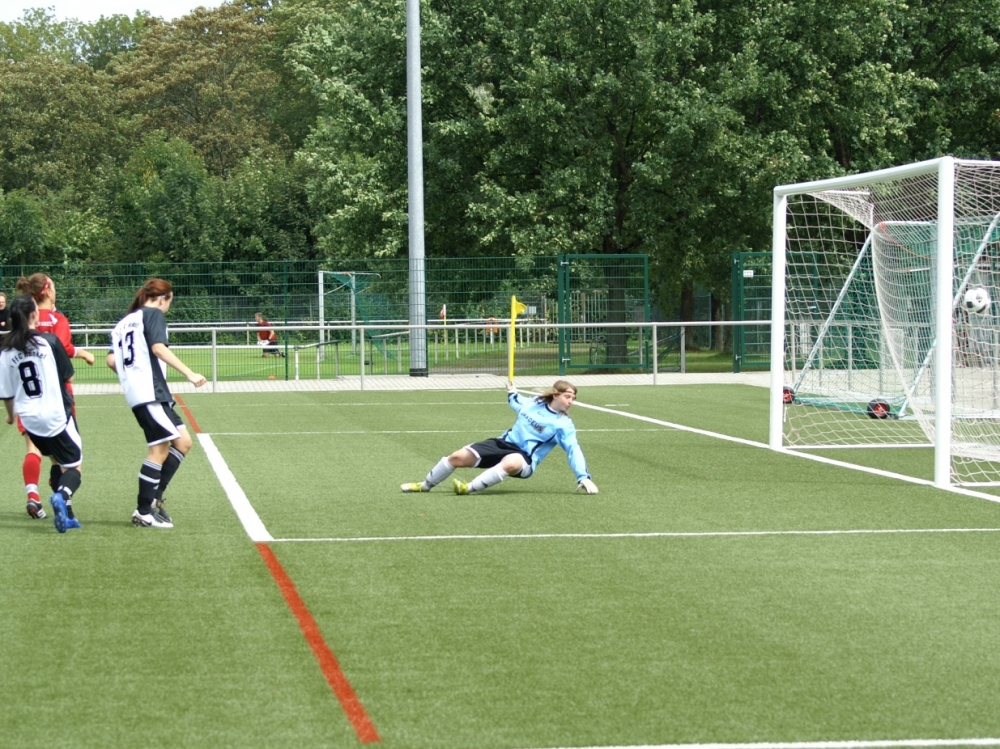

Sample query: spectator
[254,312,284,357]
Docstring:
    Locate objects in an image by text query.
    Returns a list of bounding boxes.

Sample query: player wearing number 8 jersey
[108,279,206,529]
[13,273,95,521]
[0,294,84,533]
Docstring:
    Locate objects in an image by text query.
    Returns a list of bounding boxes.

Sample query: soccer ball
[963,286,991,315]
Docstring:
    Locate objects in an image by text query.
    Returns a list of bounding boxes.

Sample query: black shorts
[27,417,83,468]
[466,438,533,478]
[132,402,185,446]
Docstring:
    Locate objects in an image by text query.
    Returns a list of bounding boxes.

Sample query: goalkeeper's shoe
[152,499,172,525]
[132,509,173,529]
[452,479,470,495]
[65,517,82,530]
[400,482,427,493]
[49,492,69,534]
[26,499,47,520]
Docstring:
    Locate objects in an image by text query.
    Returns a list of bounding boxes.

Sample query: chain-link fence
[0,256,701,375]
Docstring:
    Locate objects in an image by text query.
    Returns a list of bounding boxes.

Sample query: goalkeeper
[401,379,599,496]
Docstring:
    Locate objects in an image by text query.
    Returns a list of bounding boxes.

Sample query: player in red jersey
[13,274,95,520]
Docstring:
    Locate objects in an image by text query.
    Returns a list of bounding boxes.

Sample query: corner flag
[509,295,528,381]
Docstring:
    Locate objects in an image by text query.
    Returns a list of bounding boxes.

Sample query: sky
[0,1,223,25]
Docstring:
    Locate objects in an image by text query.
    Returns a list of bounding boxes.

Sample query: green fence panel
[731,252,772,372]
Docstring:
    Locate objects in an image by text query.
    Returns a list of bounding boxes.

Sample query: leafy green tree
[211,155,318,260]
[109,134,222,262]
[0,8,80,62]
[110,3,288,177]
[0,190,50,265]
[902,1,1000,160]
[78,12,153,70]
[0,54,122,193]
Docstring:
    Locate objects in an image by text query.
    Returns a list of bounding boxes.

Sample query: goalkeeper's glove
[506,379,517,395]
[577,478,599,495]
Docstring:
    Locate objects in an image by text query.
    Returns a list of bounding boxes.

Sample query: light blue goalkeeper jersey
[499,393,590,481]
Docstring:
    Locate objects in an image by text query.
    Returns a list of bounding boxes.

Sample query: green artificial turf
[3,385,1000,747]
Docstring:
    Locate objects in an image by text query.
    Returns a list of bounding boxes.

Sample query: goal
[770,157,1000,487]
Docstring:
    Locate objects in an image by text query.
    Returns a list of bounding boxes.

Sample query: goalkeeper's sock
[468,465,507,493]
[424,457,455,489]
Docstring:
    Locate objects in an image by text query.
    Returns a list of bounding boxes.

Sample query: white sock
[468,465,508,493]
[424,457,455,489]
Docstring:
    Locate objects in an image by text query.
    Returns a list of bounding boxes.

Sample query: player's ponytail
[128,278,174,313]
[14,273,51,302]
[2,294,41,353]
[536,379,577,405]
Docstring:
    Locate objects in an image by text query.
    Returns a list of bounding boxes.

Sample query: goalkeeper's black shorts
[465,438,532,477]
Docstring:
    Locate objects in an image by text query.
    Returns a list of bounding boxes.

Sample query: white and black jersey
[0,332,75,437]
[110,307,172,408]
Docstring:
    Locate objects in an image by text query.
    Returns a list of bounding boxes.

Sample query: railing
[64,320,770,390]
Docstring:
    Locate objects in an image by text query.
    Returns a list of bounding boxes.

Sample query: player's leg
[130,403,178,529]
[32,425,83,533]
[153,417,192,524]
[459,453,527,495]
[22,429,45,519]
[402,446,478,493]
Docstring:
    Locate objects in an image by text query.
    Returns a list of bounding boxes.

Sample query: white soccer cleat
[132,509,173,529]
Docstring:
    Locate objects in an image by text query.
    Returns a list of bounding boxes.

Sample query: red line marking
[256,543,381,743]
[183,395,378,740]
[173,395,202,434]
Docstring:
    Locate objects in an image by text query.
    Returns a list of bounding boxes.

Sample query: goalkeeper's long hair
[2,294,42,353]
[129,278,173,313]
[535,379,577,404]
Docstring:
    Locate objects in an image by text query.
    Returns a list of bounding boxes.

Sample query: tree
[0,190,50,265]
[211,155,318,261]
[0,8,80,62]
[0,55,122,194]
[110,3,288,177]
[109,134,222,263]
[78,12,153,70]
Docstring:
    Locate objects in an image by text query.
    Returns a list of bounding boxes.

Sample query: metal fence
[0,257,567,328]
[65,321,766,385]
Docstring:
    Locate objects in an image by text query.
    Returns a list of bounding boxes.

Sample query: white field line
[198,433,273,542]
[199,394,1000,545]
[569,402,1000,506]
[269,527,1000,544]
[521,740,1000,749]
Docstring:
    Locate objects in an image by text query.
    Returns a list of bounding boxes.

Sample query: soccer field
[3,381,1000,748]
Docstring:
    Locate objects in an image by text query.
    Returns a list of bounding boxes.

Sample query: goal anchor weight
[867,398,892,420]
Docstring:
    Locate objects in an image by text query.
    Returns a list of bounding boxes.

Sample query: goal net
[772,158,1000,487]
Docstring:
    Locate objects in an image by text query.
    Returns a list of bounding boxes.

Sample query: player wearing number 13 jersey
[108,279,207,529]
[0,294,84,533]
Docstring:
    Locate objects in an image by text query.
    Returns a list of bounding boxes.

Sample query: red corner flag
[439,304,447,319]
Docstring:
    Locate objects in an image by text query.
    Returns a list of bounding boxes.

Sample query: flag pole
[509,296,527,381]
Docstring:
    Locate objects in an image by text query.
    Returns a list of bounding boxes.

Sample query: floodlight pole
[406,0,428,376]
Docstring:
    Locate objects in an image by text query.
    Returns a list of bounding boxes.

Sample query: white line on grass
[198,433,273,542]
[269,527,1000,544]
[521,739,1000,749]
[569,402,1000,506]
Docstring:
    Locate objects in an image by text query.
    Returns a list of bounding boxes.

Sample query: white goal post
[770,156,1000,488]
